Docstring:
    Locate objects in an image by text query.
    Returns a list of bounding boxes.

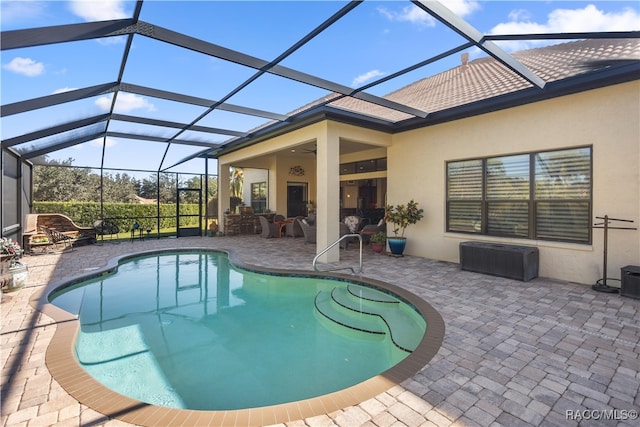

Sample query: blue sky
[2,0,639,175]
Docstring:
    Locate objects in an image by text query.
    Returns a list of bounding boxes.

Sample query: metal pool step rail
[314,284,425,352]
[313,233,363,274]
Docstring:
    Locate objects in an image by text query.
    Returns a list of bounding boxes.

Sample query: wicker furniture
[258,216,280,239]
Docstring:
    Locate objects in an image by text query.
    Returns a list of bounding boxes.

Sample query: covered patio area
[2,236,638,426]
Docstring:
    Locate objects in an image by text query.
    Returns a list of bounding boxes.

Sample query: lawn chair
[40,226,74,253]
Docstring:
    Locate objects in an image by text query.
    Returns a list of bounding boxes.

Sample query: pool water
[50,251,426,411]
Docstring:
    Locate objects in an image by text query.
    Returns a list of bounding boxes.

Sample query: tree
[33,156,142,202]
[139,173,177,203]
[33,157,92,201]
[102,172,139,203]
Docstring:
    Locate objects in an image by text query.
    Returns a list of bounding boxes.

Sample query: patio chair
[258,215,280,239]
[339,222,350,249]
[285,216,305,237]
[93,219,120,241]
[298,219,349,248]
[298,218,316,243]
[360,219,386,244]
[40,226,74,252]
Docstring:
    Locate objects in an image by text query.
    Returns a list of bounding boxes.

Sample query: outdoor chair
[360,219,386,244]
[93,219,120,241]
[298,218,316,243]
[285,216,305,237]
[40,226,74,253]
[258,216,280,239]
[339,222,351,249]
[298,219,350,248]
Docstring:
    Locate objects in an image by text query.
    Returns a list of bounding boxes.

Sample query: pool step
[314,285,425,352]
[346,284,399,303]
[314,290,385,335]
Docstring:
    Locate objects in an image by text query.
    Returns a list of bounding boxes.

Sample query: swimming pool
[42,247,444,425]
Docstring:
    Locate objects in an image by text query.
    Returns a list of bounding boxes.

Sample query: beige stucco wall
[218,122,391,218]
[388,81,640,285]
[218,123,324,216]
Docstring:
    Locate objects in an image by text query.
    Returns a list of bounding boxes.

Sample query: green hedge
[33,202,201,231]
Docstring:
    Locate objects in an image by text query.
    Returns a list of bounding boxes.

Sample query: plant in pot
[370,231,387,253]
[384,199,424,257]
[1,237,26,293]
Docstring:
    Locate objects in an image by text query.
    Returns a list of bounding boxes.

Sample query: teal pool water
[49,251,426,411]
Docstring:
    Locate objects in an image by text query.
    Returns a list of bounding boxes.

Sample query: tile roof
[325,38,640,123]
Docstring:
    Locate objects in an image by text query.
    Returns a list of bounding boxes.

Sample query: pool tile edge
[38,246,445,426]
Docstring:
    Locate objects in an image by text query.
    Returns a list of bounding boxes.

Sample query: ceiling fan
[301,144,317,155]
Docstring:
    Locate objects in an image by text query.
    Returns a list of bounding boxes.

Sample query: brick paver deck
[2,235,639,426]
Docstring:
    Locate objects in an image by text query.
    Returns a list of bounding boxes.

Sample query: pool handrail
[313,233,363,274]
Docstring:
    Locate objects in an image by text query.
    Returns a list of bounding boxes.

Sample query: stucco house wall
[388,80,640,285]
[219,122,390,218]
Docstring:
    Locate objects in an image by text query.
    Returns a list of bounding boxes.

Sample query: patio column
[316,122,341,263]
[218,163,230,233]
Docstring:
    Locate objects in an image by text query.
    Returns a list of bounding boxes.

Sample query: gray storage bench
[459,241,539,281]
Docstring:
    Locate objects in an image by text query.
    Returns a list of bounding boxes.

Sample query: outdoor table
[275,219,293,238]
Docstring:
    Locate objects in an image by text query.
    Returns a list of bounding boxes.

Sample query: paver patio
[1,235,639,426]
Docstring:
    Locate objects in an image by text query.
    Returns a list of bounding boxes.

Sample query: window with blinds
[446,147,592,243]
[534,147,591,242]
[447,159,482,233]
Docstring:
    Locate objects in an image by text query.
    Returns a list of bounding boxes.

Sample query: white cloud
[489,4,640,51]
[68,0,128,22]
[3,57,45,76]
[508,9,532,22]
[95,95,113,111]
[1,1,48,27]
[89,137,117,148]
[491,4,640,35]
[378,1,480,27]
[378,5,436,27]
[95,93,156,113]
[546,4,640,32]
[352,70,386,87]
[97,35,128,46]
[443,0,481,18]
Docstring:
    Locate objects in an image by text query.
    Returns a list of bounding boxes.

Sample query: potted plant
[1,237,27,293]
[384,199,424,256]
[370,231,387,253]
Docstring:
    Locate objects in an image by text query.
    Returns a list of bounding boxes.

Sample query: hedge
[33,202,202,231]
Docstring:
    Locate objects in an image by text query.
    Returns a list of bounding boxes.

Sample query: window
[340,158,386,175]
[251,182,267,213]
[447,147,591,243]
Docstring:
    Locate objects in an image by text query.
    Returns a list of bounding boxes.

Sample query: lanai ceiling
[1,0,639,175]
